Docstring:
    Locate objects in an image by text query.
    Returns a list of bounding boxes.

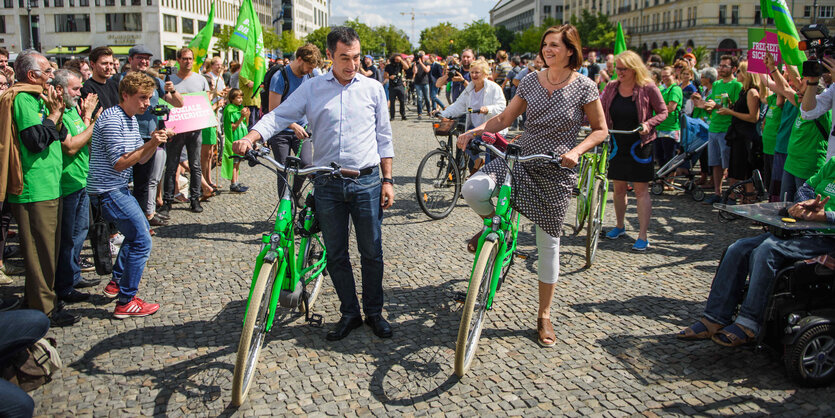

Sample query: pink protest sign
[160,92,218,134]
[748,28,781,74]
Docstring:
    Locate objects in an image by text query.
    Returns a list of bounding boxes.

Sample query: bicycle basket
[433,118,457,136]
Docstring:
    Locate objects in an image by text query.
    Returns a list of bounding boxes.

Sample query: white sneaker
[110,233,125,247]
[0,269,12,285]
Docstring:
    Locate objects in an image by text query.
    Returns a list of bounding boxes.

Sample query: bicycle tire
[415,149,461,220]
[455,240,497,377]
[572,159,592,235]
[300,235,325,312]
[585,179,605,267]
[232,261,277,406]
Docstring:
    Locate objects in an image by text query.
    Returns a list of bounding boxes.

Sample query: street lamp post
[26,0,34,50]
[448,39,454,57]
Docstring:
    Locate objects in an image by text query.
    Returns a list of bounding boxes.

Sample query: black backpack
[259,64,315,114]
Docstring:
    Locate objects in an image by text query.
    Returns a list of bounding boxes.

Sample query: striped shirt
[87,106,144,195]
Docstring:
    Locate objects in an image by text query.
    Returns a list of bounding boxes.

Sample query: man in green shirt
[695,55,742,203]
[7,51,79,326]
[53,69,102,304]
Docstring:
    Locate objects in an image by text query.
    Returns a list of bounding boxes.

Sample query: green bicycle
[454,138,566,377]
[231,148,360,406]
[571,127,641,267]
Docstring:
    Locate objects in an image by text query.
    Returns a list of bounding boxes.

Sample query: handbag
[1,337,62,392]
[89,199,113,276]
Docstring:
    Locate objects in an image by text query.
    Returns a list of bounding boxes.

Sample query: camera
[800,24,835,77]
[150,105,170,119]
[157,66,174,76]
[447,63,462,79]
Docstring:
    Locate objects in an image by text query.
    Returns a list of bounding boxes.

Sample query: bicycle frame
[242,163,328,333]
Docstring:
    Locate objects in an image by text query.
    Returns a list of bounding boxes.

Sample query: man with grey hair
[3,50,79,326]
[52,69,103,304]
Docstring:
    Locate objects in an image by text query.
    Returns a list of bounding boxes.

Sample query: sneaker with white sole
[110,233,125,247]
[103,280,120,298]
[605,227,626,240]
[113,297,160,319]
[632,239,650,251]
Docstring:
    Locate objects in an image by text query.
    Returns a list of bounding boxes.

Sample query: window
[544,5,551,16]
[3,0,10,8]
[106,13,142,31]
[146,0,151,5]
[0,16,5,33]
[105,0,114,5]
[69,0,73,5]
[755,5,761,24]
[163,14,177,32]
[120,0,125,5]
[719,5,726,24]
[198,19,206,31]
[54,13,90,32]
[182,17,193,34]
[805,6,812,17]
[731,5,738,24]
[79,0,87,4]
[821,6,834,18]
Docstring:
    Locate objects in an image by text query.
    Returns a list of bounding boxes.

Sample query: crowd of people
[0,21,834,414]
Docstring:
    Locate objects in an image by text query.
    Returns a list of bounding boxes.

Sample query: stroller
[650,115,710,201]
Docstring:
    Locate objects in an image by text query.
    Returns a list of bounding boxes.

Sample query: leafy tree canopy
[457,19,500,56]
[509,17,560,53]
[495,26,516,52]
[305,26,330,57]
[274,30,304,56]
[569,10,620,49]
[375,25,411,56]
[419,22,460,55]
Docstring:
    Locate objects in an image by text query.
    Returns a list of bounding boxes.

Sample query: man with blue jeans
[88,71,171,318]
[236,27,395,341]
[0,309,50,417]
[429,55,446,111]
[53,69,102,303]
[413,51,431,120]
[678,157,835,345]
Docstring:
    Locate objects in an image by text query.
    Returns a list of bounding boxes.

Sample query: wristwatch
[382,178,394,185]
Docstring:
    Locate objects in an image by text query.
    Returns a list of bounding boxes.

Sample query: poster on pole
[159,92,218,134]
[748,28,782,74]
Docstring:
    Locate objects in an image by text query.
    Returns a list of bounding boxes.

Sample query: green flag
[767,0,806,67]
[230,0,266,88]
[612,22,626,80]
[760,0,772,20]
[188,2,215,73]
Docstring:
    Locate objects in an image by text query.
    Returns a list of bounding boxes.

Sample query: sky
[330,0,499,47]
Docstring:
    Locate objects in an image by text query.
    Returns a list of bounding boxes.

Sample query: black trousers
[389,85,406,119]
[267,130,313,198]
[163,130,202,204]
[0,201,11,263]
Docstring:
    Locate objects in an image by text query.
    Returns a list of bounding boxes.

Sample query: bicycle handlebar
[237,148,361,178]
[579,126,642,135]
[469,139,563,165]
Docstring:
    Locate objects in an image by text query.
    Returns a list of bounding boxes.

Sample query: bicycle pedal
[306,313,324,327]
[513,251,528,260]
[571,187,580,196]
[452,291,467,304]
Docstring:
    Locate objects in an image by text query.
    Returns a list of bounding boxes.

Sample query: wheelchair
[756,253,835,387]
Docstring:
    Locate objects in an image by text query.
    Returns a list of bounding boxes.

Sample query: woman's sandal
[537,318,556,347]
[466,232,481,254]
[677,317,724,340]
[712,323,756,347]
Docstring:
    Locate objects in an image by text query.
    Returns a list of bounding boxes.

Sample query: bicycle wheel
[232,261,278,406]
[415,149,461,220]
[300,235,325,311]
[455,240,497,377]
[585,179,605,268]
[572,159,592,235]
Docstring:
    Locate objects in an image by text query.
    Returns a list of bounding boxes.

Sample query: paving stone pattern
[15,110,835,416]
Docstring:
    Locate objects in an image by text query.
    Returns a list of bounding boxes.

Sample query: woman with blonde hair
[716,60,762,199]
[601,50,668,251]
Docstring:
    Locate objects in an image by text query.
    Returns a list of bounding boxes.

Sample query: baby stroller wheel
[785,323,835,387]
[692,188,706,201]
[650,182,664,196]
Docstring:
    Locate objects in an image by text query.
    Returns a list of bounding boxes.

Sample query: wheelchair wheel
[785,323,835,387]
[650,182,664,196]
[692,188,706,201]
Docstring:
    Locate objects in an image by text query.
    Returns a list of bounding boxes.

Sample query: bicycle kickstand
[302,294,323,328]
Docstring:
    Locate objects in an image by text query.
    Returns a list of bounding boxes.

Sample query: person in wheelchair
[678,156,835,346]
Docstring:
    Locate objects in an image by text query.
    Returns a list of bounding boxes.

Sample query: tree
[215,25,235,55]
[570,10,620,49]
[275,30,304,56]
[457,19,500,56]
[691,45,710,67]
[344,19,384,55]
[495,25,516,52]
[651,46,677,65]
[419,22,460,55]
[374,25,411,56]
[262,27,281,52]
[509,17,560,54]
[305,26,330,57]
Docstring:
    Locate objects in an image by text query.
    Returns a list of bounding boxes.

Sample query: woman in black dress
[599,51,668,251]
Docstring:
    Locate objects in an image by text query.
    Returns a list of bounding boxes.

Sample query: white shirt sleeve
[800,83,835,121]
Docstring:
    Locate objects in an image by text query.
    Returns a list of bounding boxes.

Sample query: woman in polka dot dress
[456,24,608,347]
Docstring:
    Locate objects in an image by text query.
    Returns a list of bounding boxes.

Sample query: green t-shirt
[656,84,683,132]
[223,104,247,143]
[761,94,782,155]
[60,107,89,196]
[707,78,743,133]
[784,109,831,180]
[7,93,63,204]
[806,157,835,213]
[775,99,799,155]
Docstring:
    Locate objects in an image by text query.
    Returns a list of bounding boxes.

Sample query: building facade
[0,0,272,61]
[566,0,835,63]
[273,0,328,39]
[490,0,565,32]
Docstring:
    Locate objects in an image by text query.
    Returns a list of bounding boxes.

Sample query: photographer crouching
[87,71,173,319]
[799,24,835,160]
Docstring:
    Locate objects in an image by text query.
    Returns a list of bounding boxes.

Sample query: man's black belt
[359,167,374,176]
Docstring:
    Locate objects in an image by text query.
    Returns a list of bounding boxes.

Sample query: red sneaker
[103,280,119,298]
[113,297,160,319]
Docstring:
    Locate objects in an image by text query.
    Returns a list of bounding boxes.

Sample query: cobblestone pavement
[8,106,834,416]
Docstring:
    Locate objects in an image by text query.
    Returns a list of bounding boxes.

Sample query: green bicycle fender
[265,247,287,333]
